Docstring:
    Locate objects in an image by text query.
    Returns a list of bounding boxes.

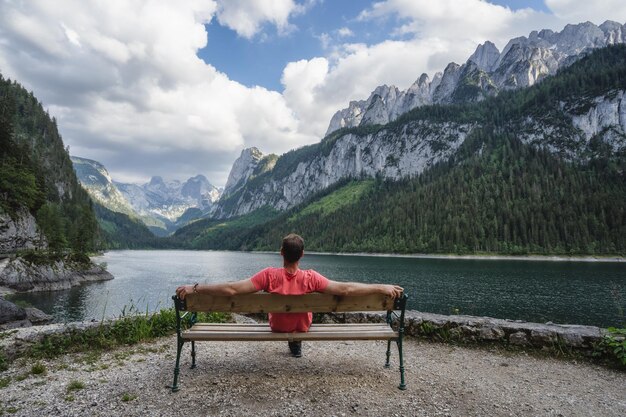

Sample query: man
[176,233,403,358]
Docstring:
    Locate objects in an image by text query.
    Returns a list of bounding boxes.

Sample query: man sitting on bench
[176,233,404,358]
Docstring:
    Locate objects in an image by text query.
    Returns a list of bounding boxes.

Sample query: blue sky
[0,0,624,185]
[199,0,553,91]
[201,1,392,90]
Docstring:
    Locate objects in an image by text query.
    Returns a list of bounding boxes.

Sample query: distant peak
[149,176,164,185]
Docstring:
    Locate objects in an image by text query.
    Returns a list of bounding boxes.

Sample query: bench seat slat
[182,329,398,341]
[183,324,397,341]
[190,324,391,332]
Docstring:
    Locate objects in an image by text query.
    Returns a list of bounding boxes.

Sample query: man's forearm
[195,283,237,296]
[176,278,257,299]
[323,281,403,298]
[337,282,387,296]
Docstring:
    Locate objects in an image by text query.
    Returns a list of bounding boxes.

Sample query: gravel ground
[1,335,625,417]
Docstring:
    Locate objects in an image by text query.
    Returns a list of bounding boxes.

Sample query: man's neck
[283,261,299,274]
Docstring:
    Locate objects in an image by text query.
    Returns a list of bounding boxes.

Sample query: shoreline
[94,248,626,262]
[257,250,626,263]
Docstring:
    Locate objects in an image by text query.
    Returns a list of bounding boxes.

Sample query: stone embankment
[323,311,607,353]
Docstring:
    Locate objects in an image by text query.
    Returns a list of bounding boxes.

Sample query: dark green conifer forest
[0,75,99,255]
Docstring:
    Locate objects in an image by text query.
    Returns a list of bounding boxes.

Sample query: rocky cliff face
[223,147,264,197]
[0,209,46,253]
[326,21,626,136]
[71,156,136,217]
[0,257,113,292]
[514,90,626,158]
[215,121,473,217]
[569,91,626,150]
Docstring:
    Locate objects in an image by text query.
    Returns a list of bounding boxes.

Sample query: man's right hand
[379,284,404,299]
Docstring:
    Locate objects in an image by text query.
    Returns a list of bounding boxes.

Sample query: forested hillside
[172,45,626,255]
[0,74,98,254]
[94,203,163,249]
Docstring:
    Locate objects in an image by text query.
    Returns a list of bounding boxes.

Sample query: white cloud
[215,0,301,38]
[546,0,626,24]
[337,27,354,38]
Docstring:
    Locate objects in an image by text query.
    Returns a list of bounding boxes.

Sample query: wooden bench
[170,292,408,392]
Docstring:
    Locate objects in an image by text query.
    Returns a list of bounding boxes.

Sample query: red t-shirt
[250,267,330,332]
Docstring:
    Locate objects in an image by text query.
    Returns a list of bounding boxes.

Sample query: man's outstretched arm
[176,278,257,300]
[322,280,403,299]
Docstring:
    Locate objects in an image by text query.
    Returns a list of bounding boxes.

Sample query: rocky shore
[0,257,112,293]
[0,256,113,330]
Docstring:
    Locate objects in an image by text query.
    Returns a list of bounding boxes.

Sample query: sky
[0,0,625,187]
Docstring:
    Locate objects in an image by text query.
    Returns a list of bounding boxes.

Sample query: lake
[7,250,626,328]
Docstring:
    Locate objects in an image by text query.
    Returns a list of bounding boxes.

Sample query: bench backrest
[178,292,403,313]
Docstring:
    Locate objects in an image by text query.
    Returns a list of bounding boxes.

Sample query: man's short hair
[281,234,304,263]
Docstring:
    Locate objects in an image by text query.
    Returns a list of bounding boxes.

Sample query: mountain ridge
[325,20,626,136]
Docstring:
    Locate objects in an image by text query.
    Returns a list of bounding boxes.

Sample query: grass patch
[67,380,84,392]
[30,362,46,376]
[0,377,10,388]
[23,308,229,361]
[121,393,137,402]
[289,180,375,222]
[64,395,74,402]
[0,353,7,372]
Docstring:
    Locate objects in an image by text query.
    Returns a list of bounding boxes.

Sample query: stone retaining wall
[323,310,608,353]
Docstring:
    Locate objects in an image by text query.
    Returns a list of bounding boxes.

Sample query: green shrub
[594,327,626,368]
[0,376,10,388]
[0,352,7,371]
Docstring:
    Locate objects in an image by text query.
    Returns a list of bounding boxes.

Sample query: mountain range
[71,157,221,236]
[325,20,626,135]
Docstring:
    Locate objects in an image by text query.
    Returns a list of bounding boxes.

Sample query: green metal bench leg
[396,337,406,390]
[191,341,196,369]
[384,339,392,368]
[171,339,184,392]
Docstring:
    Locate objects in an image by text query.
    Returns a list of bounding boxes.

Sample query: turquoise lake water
[8,250,626,327]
